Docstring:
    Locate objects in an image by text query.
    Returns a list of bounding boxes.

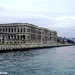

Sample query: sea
[0,46,75,75]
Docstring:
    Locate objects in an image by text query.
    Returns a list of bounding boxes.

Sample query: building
[0,23,57,44]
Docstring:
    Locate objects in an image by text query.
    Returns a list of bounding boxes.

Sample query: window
[31,28,35,33]
[3,28,4,32]
[13,35,16,39]
[39,31,41,34]
[22,35,25,39]
[38,35,41,40]
[24,28,25,32]
[14,28,16,32]
[6,28,7,32]
[9,28,10,32]
[8,35,10,39]
[27,28,30,32]
[21,28,22,32]
[11,28,13,32]
[31,34,35,40]
[11,35,13,39]
[21,35,22,39]
[18,35,19,39]
[18,28,19,32]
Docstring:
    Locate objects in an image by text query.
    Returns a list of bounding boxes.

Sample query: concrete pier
[0,43,73,52]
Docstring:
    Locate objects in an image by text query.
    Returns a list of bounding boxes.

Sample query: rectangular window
[31,34,35,40]
[18,28,19,32]
[21,28,22,32]
[18,35,19,39]
[8,35,10,39]
[14,28,16,32]
[5,28,7,32]
[27,28,30,32]
[9,28,10,32]
[31,28,35,33]
[3,28,4,32]
[11,28,13,32]
[24,28,25,32]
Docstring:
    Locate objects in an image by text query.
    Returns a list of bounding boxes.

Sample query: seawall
[0,43,73,52]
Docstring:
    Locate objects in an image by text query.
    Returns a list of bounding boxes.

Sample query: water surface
[0,46,75,75]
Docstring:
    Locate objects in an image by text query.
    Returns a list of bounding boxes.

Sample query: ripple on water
[0,46,75,75]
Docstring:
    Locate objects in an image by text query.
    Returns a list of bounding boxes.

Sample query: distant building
[0,23,57,44]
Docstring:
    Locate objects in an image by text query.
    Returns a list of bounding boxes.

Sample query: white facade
[0,23,57,44]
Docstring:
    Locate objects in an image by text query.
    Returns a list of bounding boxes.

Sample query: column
[16,27,18,33]
[4,35,7,44]
[1,34,2,44]
[22,27,24,32]
[19,35,21,40]
[25,27,27,43]
[4,28,5,32]
[16,35,18,39]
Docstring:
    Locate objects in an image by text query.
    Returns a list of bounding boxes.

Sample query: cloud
[0,0,75,37]
[0,6,5,11]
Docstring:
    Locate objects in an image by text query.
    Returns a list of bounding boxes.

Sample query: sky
[0,0,75,38]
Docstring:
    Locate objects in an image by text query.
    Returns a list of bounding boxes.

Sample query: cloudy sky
[0,0,75,37]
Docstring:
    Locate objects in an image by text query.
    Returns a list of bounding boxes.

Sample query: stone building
[0,23,57,44]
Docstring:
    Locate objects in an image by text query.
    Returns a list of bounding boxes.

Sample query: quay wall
[0,43,73,52]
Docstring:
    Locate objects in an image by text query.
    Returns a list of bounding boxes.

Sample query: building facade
[0,23,57,44]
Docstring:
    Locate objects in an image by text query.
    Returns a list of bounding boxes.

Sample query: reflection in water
[0,46,75,75]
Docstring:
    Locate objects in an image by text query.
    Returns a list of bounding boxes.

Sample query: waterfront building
[0,23,57,44]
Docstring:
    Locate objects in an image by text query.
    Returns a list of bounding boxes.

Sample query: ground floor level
[0,33,57,44]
